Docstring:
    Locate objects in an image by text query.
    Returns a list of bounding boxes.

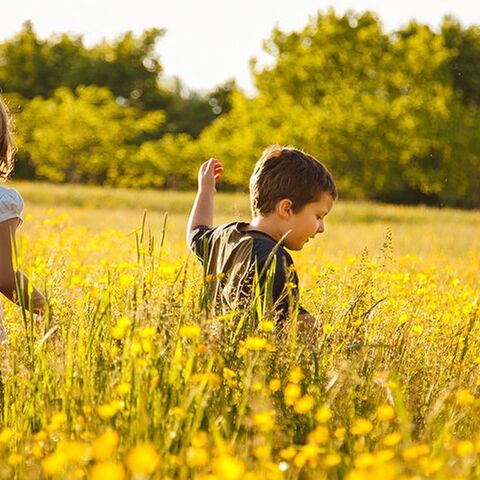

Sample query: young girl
[0,96,44,344]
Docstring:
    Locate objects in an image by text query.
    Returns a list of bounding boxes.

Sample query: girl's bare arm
[0,219,45,313]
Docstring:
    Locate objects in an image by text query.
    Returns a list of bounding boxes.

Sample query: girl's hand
[198,158,223,192]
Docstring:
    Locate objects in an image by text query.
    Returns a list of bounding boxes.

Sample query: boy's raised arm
[186,158,223,245]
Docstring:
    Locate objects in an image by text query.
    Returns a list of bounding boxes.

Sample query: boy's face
[281,192,334,251]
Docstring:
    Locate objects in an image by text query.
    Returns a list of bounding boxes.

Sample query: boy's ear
[277,199,293,219]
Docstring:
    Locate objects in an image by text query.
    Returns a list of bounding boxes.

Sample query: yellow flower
[334,427,346,440]
[293,452,307,468]
[294,395,315,414]
[117,317,131,329]
[253,444,271,460]
[315,405,332,423]
[375,449,395,463]
[131,341,142,354]
[418,457,443,475]
[92,430,120,460]
[455,440,475,457]
[126,443,160,475]
[354,453,375,469]
[280,446,297,460]
[268,378,281,392]
[32,442,44,459]
[376,404,395,421]
[323,323,334,334]
[33,430,48,442]
[382,432,402,447]
[179,324,201,339]
[259,321,274,332]
[284,383,301,406]
[140,326,156,339]
[191,431,208,448]
[169,406,185,418]
[253,382,263,392]
[475,432,480,452]
[308,426,329,444]
[223,368,236,380]
[7,453,22,466]
[322,453,341,468]
[41,452,67,475]
[97,405,116,420]
[91,461,126,480]
[115,382,131,397]
[212,455,245,480]
[141,338,153,353]
[253,410,275,432]
[111,325,127,340]
[0,428,14,443]
[351,418,373,436]
[191,373,221,386]
[289,367,304,384]
[111,317,131,340]
[294,443,320,468]
[412,325,424,335]
[58,440,91,463]
[47,412,67,432]
[244,336,267,351]
[402,443,430,460]
[187,446,209,467]
[456,389,475,405]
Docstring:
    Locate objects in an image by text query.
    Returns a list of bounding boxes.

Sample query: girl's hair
[0,97,15,181]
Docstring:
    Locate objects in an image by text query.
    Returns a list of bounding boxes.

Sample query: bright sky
[2,0,478,94]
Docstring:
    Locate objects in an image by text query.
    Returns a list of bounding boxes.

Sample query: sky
[2,0,479,94]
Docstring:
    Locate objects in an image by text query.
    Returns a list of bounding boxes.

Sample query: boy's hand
[198,158,223,192]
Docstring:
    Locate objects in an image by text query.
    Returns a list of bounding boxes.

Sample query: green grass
[1,181,479,479]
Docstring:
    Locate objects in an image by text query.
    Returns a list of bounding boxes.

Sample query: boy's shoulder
[189,221,292,265]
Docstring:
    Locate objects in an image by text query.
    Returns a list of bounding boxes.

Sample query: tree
[160,78,236,138]
[0,22,167,109]
[190,10,480,207]
[441,16,480,107]
[15,86,165,185]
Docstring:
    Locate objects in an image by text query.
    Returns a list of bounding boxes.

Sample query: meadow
[0,182,479,479]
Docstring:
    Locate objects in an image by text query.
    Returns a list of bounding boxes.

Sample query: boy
[186,145,337,335]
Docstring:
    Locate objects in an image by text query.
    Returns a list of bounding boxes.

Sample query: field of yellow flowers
[0,183,479,479]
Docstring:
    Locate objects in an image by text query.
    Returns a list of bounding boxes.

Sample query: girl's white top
[0,186,24,344]
[0,186,24,225]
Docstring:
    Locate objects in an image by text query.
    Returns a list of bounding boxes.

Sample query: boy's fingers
[201,158,222,177]
[202,159,214,175]
[209,158,220,170]
[200,159,212,172]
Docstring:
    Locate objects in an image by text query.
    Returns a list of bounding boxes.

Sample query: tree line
[1,11,479,207]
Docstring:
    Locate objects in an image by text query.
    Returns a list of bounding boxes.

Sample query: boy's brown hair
[249,145,337,216]
[0,97,15,181]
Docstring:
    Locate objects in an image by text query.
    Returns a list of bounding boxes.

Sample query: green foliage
[1,12,480,207]
[161,78,236,138]
[442,16,480,106]
[0,22,166,107]
[15,86,165,185]
[191,10,480,207]
[0,22,230,138]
